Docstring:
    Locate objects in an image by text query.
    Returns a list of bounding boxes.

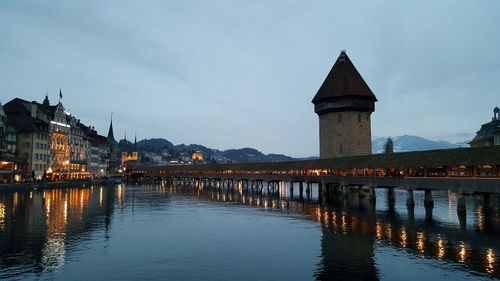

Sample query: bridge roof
[312,51,377,104]
[132,146,500,172]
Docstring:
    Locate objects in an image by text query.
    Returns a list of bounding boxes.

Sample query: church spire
[58,88,63,104]
[43,92,50,106]
[107,112,117,144]
[123,129,127,151]
[134,131,137,152]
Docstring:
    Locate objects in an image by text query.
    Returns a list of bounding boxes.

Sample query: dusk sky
[1,1,499,157]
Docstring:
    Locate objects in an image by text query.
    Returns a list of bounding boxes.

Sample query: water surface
[0,183,499,280]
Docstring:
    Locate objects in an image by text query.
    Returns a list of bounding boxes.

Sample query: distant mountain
[130,138,293,163]
[127,135,471,163]
[267,153,295,162]
[221,148,293,163]
[137,138,174,152]
[372,135,469,154]
[175,143,215,154]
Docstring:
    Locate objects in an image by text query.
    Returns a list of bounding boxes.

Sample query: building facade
[312,51,377,159]
[41,95,72,179]
[3,118,17,161]
[0,102,6,159]
[3,99,51,179]
[120,133,138,167]
[68,116,90,179]
[469,107,500,147]
[0,102,14,182]
[81,124,109,178]
[3,92,117,182]
[1,106,20,182]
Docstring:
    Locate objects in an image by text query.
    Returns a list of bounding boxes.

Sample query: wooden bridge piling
[406,190,415,207]
[424,189,434,208]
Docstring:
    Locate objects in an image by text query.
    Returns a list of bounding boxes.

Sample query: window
[358,113,361,123]
[339,144,343,154]
[338,113,342,123]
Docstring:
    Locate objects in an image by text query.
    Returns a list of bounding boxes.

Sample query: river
[0,183,499,280]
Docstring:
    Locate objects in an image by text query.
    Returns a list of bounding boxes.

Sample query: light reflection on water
[0,183,499,281]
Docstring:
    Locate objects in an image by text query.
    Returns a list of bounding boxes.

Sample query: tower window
[339,144,343,154]
[338,113,342,123]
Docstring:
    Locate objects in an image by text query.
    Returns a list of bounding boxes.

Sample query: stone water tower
[312,51,377,159]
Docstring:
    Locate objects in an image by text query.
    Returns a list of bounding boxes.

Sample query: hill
[372,135,468,153]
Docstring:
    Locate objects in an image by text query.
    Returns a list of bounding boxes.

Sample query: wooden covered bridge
[126,146,500,212]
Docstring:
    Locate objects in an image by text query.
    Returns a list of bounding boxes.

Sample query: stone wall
[319,111,372,159]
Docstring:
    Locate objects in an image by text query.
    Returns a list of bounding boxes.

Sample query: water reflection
[170,183,500,279]
[0,202,5,230]
[0,183,499,280]
[0,185,115,278]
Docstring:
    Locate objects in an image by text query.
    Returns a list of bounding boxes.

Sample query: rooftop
[469,107,500,145]
[312,51,377,105]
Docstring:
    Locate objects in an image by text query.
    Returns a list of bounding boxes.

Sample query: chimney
[31,101,37,118]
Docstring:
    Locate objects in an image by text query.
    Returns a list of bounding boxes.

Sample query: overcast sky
[1,1,499,157]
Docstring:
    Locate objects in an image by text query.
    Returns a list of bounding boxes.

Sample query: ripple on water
[0,184,499,281]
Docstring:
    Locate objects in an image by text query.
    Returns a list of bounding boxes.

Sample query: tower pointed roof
[134,132,137,152]
[312,51,377,104]
[122,130,127,151]
[107,114,117,144]
[43,93,50,106]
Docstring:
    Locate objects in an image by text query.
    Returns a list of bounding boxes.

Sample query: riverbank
[0,179,116,192]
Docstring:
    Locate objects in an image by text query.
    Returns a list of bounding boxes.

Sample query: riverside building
[2,92,118,182]
[3,98,51,180]
[470,107,500,147]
